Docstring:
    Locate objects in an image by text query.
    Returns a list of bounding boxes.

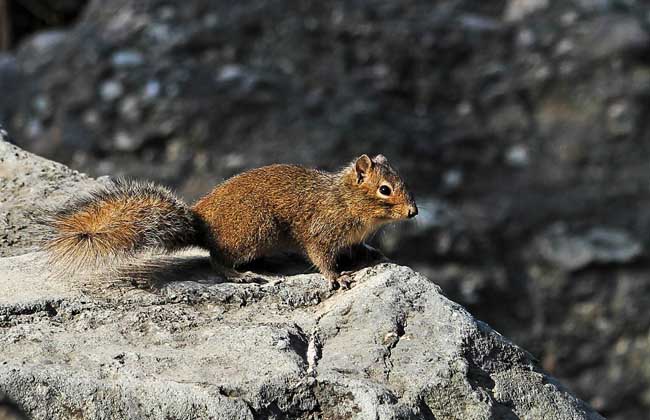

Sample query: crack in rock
[306,327,322,376]
[382,316,407,381]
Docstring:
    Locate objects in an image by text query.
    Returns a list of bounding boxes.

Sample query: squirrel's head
[349,154,417,222]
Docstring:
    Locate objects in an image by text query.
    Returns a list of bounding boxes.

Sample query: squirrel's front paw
[331,272,356,290]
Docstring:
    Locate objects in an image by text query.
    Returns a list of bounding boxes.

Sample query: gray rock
[0,394,29,420]
[504,0,549,22]
[143,79,161,100]
[18,30,67,56]
[99,79,124,102]
[0,134,102,257]
[111,50,145,68]
[0,139,603,419]
[568,15,649,61]
[0,54,21,121]
[534,223,642,271]
[0,255,604,420]
[505,144,530,167]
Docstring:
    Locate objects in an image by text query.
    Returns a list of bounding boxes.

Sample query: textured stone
[0,394,28,420]
[534,223,643,271]
[0,130,102,258]
[0,138,604,419]
[504,0,549,21]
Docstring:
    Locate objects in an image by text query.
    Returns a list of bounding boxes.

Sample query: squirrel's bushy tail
[43,179,205,272]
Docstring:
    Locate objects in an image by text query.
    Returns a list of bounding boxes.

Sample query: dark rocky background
[1,0,649,418]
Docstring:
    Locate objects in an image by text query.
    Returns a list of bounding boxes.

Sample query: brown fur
[44,179,202,271]
[193,154,417,283]
[45,155,417,286]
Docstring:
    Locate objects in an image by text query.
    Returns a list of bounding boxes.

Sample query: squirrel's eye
[379,185,392,196]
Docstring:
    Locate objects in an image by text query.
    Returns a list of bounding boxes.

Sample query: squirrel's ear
[373,154,388,165]
[355,154,373,183]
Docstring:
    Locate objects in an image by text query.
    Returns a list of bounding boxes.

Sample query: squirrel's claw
[333,272,356,290]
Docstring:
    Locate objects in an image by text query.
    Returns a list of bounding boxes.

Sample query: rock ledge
[0,136,603,419]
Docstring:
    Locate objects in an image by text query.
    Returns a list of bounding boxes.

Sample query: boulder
[0,137,603,419]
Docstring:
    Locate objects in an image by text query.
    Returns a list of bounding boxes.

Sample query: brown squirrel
[44,154,417,288]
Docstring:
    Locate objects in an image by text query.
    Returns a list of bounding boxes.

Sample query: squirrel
[43,154,418,289]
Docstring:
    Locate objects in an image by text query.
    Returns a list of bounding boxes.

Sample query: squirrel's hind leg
[208,250,242,280]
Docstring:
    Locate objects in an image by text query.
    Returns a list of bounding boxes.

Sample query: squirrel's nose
[407,205,418,218]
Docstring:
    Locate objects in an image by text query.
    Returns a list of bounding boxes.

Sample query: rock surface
[0,138,604,419]
[0,394,29,420]
[0,129,102,258]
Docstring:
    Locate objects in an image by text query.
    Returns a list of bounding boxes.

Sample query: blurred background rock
[0,393,28,420]
[1,0,649,418]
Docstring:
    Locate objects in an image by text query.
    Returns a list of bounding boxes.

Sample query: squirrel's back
[193,164,336,221]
